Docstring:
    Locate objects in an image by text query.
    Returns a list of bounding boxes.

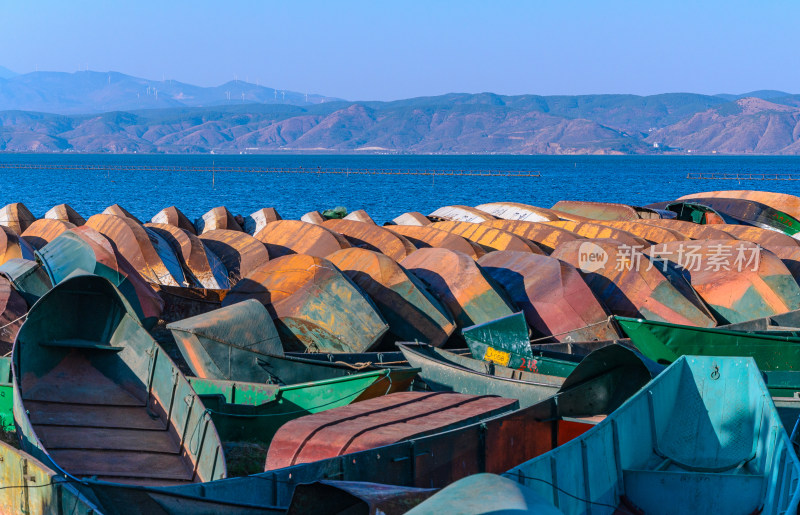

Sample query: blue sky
[0,0,796,100]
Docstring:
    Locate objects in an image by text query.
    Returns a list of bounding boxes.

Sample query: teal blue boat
[505,356,800,514]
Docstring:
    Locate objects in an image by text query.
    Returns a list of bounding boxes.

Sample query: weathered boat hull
[431,220,544,254]
[0,258,51,306]
[478,250,620,342]
[254,220,350,258]
[146,222,230,289]
[323,219,416,261]
[505,356,800,514]
[713,223,800,252]
[481,219,581,253]
[195,206,243,234]
[551,200,660,221]
[243,208,282,236]
[223,254,389,353]
[678,190,800,222]
[0,225,35,266]
[150,205,197,235]
[199,229,270,284]
[327,248,456,348]
[0,202,36,234]
[20,219,75,250]
[387,225,484,258]
[44,203,85,226]
[475,202,561,222]
[428,205,496,223]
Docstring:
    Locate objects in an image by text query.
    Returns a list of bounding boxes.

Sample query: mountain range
[0,68,799,154]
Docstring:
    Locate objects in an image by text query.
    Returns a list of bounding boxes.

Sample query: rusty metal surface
[44,203,86,226]
[146,222,230,289]
[551,200,659,221]
[475,202,561,222]
[478,251,620,342]
[401,247,516,331]
[255,220,350,259]
[265,391,518,470]
[428,205,496,223]
[0,202,36,234]
[548,220,650,248]
[649,240,800,323]
[300,211,325,224]
[327,248,456,348]
[13,274,226,487]
[390,212,431,226]
[431,220,544,254]
[643,218,737,240]
[324,219,416,261]
[591,220,688,244]
[287,480,437,515]
[552,238,717,327]
[0,275,27,353]
[386,225,484,259]
[711,224,800,252]
[196,206,243,234]
[103,203,143,224]
[223,253,389,353]
[0,225,36,265]
[678,190,800,221]
[86,213,185,286]
[344,209,376,224]
[199,228,270,284]
[150,205,197,235]
[152,284,228,322]
[244,208,282,235]
[482,219,581,254]
[771,246,800,283]
[21,219,75,250]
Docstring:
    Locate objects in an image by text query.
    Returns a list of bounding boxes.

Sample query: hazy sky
[0,0,797,100]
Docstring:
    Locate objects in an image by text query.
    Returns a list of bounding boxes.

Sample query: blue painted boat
[505,356,800,514]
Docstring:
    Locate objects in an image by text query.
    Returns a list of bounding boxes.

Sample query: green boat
[0,258,52,306]
[0,356,12,431]
[504,356,800,514]
[616,315,800,396]
[462,312,581,377]
[168,299,419,389]
[189,369,418,444]
[13,274,226,486]
[82,344,658,514]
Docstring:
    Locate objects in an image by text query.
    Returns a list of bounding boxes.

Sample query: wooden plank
[37,425,180,453]
[28,402,167,430]
[49,449,194,481]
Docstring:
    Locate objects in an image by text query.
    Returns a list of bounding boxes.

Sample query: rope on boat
[528,315,615,344]
[501,471,621,510]
[332,360,408,369]
[0,313,27,357]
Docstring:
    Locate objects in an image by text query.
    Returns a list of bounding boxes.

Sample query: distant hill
[0,67,797,154]
[0,70,338,114]
[0,66,16,79]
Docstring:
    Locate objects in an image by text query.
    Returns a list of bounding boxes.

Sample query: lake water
[1,154,799,224]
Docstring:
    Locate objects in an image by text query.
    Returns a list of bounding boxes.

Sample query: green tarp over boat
[505,355,800,514]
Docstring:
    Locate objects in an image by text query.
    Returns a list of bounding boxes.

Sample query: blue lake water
[1,154,799,224]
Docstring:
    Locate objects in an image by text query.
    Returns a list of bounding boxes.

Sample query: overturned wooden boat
[428,205,495,223]
[401,247,515,332]
[36,227,164,327]
[13,274,227,486]
[478,251,620,342]
[591,220,687,244]
[81,343,657,512]
[551,200,660,221]
[265,391,519,470]
[388,211,431,226]
[431,220,544,254]
[86,213,186,286]
[44,203,85,226]
[343,209,376,224]
[616,316,800,395]
[150,205,197,235]
[649,240,800,324]
[679,190,800,221]
[0,258,52,306]
[656,196,800,236]
[223,254,389,353]
[0,202,36,234]
[713,224,800,252]
[169,300,420,385]
[506,355,800,514]
[21,218,75,250]
[482,219,581,253]
[145,222,230,289]
[244,207,282,235]
[255,220,350,258]
[387,224,483,258]
[0,275,28,353]
[195,205,243,234]
[103,203,143,224]
[300,210,325,224]
[323,219,416,260]
[644,218,737,240]
[475,202,561,222]
[552,238,717,327]
[199,228,269,284]
[0,225,35,266]
[327,248,456,347]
